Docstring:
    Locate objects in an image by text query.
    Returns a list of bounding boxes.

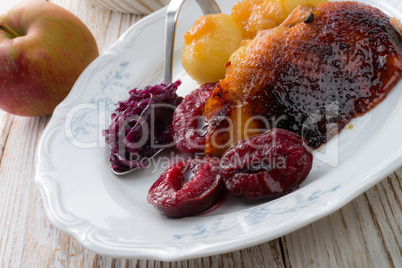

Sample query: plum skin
[170,83,216,154]
[147,157,223,218]
[220,128,313,200]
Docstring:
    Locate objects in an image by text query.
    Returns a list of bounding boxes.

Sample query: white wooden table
[0,0,401,267]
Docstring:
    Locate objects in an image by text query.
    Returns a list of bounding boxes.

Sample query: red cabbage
[104,80,183,173]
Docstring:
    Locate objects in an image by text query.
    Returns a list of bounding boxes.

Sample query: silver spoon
[111,0,221,175]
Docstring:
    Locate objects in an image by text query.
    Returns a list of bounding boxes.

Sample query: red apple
[0,0,99,116]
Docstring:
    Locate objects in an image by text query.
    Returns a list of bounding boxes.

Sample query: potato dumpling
[182,14,243,85]
[230,0,327,38]
[231,0,285,38]
[283,0,327,16]
[228,39,252,65]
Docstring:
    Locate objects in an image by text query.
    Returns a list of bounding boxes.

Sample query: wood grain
[0,0,401,267]
[0,111,14,160]
[282,175,402,268]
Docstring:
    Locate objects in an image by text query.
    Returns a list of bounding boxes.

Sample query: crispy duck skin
[203,1,402,156]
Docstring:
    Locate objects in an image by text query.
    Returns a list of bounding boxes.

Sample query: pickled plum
[170,83,216,154]
[220,128,313,200]
[147,157,223,218]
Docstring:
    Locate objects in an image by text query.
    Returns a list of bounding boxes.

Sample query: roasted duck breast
[203,1,402,156]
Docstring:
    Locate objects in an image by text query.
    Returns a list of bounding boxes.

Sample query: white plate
[35,0,402,261]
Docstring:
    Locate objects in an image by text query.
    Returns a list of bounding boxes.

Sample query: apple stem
[0,22,20,38]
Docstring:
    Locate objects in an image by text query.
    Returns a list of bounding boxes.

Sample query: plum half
[147,157,223,218]
[170,83,216,154]
[220,128,313,200]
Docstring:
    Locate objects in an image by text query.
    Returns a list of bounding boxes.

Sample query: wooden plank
[0,116,50,267]
[282,173,402,268]
[363,172,402,267]
[0,0,24,13]
[0,111,13,160]
[51,0,143,54]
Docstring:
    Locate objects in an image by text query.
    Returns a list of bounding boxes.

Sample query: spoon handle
[164,0,221,82]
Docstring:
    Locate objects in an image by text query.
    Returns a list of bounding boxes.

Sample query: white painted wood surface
[0,0,401,267]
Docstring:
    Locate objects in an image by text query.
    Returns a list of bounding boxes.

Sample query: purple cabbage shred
[103,80,183,173]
